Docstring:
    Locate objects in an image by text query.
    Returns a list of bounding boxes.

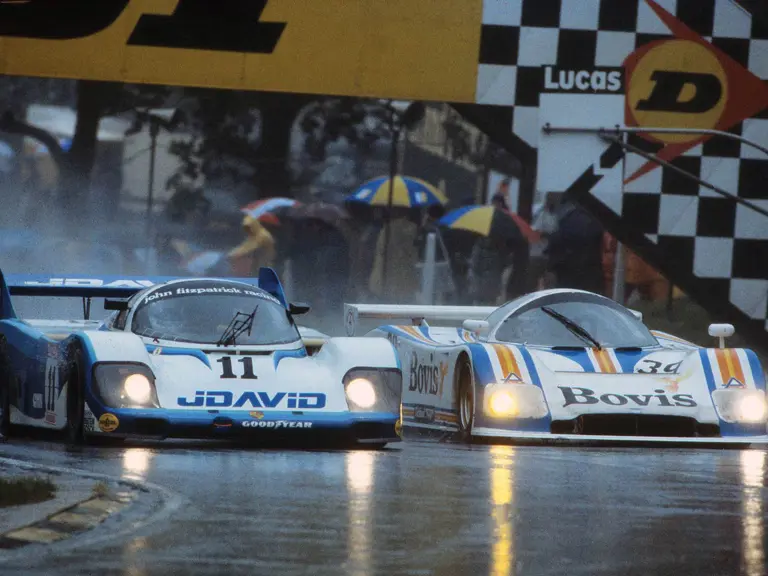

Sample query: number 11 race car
[0,267,402,447]
[345,289,768,446]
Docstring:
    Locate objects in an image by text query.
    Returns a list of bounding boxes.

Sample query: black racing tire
[0,370,10,438]
[66,348,86,445]
[0,336,14,437]
[456,356,475,442]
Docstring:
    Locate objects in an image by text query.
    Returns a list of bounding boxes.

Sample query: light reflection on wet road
[0,439,766,575]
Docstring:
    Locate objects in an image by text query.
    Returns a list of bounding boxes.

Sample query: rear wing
[344,303,496,336]
[4,275,181,298]
[0,267,287,320]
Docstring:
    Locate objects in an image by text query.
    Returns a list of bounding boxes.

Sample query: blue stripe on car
[548,348,593,372]
[467,343,495,386]
[698,349,717,393]
[82,408,398,435]
[613,349,647,373]
[518,346,541,386]
[746,350,766,390]
[273,348,307,368]
[144,345,212,368]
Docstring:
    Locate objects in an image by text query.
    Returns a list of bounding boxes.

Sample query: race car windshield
[495,300,658,348]
[131,283,299,346]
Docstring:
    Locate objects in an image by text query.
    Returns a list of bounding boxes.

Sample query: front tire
[0,336,14,437]
[66,349,85,445]
[456,358,475,442]
[0,372,10,438]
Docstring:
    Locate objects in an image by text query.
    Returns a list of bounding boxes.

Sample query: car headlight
[124,374,153,405]
[712,389,768,424]
[735,394,768,423]
[488,389,517,418]
[344,368,402,413]
[483,383,548,419]
[347,378,377,408]
[92,363,159,409]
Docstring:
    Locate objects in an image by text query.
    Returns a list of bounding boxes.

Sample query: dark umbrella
[286,201,349,224]
[285,202,351,238]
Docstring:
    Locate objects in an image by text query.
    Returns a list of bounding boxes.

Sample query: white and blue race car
[345,289,768,446]
[0,267,402,447]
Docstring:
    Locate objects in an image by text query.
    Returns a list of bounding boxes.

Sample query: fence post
[421,232,437,305]
[612,242,625,304]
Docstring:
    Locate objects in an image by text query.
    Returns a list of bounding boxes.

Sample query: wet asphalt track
[0,436,766,576]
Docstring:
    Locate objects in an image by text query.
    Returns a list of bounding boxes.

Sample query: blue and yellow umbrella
[346,175,448,208]
[438,205,540,244]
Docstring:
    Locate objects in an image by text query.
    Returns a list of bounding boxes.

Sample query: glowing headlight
[124,374,152,405]
[735,395,768,423]
[483,384,549,419]
[488,389,517,417]
[93,364,158,409]
[346,378,377,409]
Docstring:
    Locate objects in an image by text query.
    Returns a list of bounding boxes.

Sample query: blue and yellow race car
[345,289,768,446]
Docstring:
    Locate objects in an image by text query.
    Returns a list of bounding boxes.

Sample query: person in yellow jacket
[228,214,276,277]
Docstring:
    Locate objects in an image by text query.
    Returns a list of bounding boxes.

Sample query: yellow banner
[0,0,482,102]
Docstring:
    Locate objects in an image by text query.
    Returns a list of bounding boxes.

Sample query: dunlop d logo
[628,40,727,145]
[623,0,768,183]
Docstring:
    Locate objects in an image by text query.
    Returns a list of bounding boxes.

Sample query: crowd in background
[158,180,673,333]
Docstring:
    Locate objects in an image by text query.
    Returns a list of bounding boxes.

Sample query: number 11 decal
[216,356,258,379]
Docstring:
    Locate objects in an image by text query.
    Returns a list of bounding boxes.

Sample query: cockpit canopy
[487,291,659,349]
[130,280,300,346]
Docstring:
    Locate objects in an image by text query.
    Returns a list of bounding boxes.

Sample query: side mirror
[708,323,735,349]
[463,319,490,336]
[104,299,129,311]
[289,302,311,316]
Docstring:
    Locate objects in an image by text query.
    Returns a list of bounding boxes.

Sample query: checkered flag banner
[475,0,768,350]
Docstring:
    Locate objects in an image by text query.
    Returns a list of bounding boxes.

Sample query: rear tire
[456,358,475,443]
[66,349,85,445]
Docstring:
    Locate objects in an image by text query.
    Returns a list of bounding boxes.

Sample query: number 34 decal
[635,359,682,374]
[216,356,258,379]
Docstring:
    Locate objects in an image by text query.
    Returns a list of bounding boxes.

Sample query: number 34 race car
[0,267,402,447]
[345,289,768,446]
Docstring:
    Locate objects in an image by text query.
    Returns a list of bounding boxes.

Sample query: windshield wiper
[541,306,602,350]
[216,305,258,347]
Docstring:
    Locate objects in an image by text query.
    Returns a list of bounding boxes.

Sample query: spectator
[625,248,669,303]
[227,215,276,277]
[468,235,508,305]
[491,179,512,211]
[416,204,446,259]
[602,232,617,296]
[530,192,560,290]
[546,200,604,294]
[504,237,530,301]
